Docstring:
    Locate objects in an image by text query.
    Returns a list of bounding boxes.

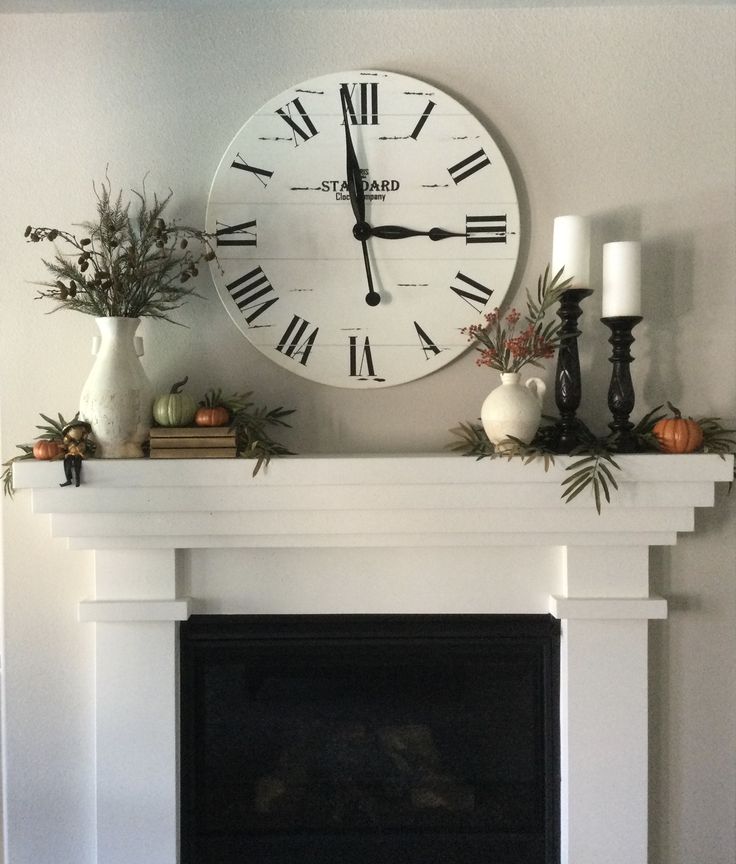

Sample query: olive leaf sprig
[449,403,736,513]
[448,420,558,470]
[231,404,296,476]
[560,449,621,514]
[449,408,672,514]
[447,420,495,459]
[558,407,669,512]
[199,387,296,476]
[2,449,33,498]
[449,421,622,514]
[523,265,575,352]
[198,387,250,415]
[698,417,736,456]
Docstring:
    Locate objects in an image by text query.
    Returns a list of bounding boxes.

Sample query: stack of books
[149,426,237,459]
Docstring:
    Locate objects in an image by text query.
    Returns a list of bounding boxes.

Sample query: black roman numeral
[339,82,379,125]
[276,97,319,146]
[230,154,274,187]
[466,215,508,244]
[226,267,278,325]
[414,322,441,359]
[410,100,436,140]
[349,336,377,378]
[448,148,491,184]
[216,219,257,247]
[277,315,319,365]
[450,272,494,313]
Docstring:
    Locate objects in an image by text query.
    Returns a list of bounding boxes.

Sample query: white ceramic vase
[480,372,546,449]
[79,317,154,458]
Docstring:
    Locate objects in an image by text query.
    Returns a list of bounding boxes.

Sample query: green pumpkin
[153,377,197,427]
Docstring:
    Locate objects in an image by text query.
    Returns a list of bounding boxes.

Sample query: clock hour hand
[340,88,379,306]
[369,225,466,241]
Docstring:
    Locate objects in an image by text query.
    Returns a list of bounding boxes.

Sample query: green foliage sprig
[558,407,666,512]
[2,411,94,497]
[199,388,295,476]
[449,420,558,469]
[447,420,495,460]
[699,417,736,455]
[449,407,736,514]
[1,450,31,498]
[25,176,223,323]
[560,450,621,513]
[462,266,573,373]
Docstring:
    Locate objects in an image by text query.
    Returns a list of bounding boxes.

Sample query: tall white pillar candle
[552,215,591,288]
[602,242,641,317]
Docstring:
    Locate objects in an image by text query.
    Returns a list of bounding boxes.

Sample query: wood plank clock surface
[206,69,520,388]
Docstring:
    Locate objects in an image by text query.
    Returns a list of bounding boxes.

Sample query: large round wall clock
[206,69,521,388]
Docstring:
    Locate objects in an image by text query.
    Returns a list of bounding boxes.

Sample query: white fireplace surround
[13,453,733,864]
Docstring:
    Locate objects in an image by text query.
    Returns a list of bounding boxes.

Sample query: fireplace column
[80,549,190,864]
[551,545,667,864]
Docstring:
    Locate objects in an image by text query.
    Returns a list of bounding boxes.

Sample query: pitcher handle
[525,377,546,406]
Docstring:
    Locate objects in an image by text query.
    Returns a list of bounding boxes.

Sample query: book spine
[149,448,238,459]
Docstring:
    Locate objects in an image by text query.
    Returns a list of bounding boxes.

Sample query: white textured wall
[0,4,734,863]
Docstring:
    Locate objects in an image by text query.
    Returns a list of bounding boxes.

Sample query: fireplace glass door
[180,614,560,864]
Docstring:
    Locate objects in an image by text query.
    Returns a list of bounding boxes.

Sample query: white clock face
[206,70,520,388]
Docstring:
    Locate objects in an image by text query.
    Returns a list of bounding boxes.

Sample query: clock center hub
[352,221,372,242]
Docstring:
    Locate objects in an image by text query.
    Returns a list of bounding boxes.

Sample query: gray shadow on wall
[580,210,644,431]
[586,211,693,419]
[639,235,693,409]
[488,125,531,301]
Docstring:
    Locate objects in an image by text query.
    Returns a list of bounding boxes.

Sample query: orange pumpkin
[653,405,704,454]
[33,439,62,460]
[194,406,230,427]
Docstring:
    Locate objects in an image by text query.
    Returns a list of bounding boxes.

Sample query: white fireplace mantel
[13,453,733,864]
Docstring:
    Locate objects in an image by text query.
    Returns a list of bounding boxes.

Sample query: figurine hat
[62,420,92,435]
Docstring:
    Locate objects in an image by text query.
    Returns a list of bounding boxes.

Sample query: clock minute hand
[369,225,466,241]
[340,89,380,307]
[340,89,367,229]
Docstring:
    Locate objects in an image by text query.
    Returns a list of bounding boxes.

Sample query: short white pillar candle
[552,215,591,288]
[602,241,641,317]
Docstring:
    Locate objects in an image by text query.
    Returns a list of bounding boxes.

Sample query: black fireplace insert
[180,614,560,864]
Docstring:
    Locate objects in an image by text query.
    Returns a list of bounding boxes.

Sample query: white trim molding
[12,453,733,864]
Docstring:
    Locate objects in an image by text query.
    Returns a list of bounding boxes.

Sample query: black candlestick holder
[553,288,594,452]
[601,315,643,453]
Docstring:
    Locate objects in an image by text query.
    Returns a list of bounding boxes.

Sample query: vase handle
[91,335,143,357]
[525,377,546,406]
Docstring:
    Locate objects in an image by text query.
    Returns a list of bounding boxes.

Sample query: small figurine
[59,420,92,488]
